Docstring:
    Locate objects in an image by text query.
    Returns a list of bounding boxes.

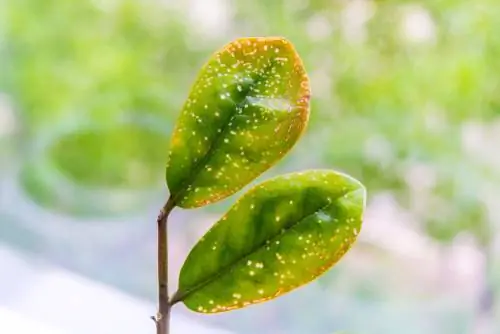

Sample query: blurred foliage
[231,0,500,244]
[1,0,207,215]
[3,0,201,127]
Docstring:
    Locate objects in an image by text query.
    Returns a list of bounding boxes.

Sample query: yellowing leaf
[173,170,366,313]
[166,37,310,208]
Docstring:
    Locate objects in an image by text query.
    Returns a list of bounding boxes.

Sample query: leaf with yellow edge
[166,37,310,208]
[172,169,366,313]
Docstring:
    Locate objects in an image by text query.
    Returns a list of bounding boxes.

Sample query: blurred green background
[1,0,500,333]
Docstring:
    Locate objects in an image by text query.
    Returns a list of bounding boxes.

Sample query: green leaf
[166,37,311,208]
[174,169,366,313]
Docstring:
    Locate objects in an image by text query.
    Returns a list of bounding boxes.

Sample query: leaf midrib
[171,59,277,205]
[175,188,356,304]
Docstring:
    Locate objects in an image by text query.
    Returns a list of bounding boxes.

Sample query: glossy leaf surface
[166,37,310,208]
[175,170,366,313]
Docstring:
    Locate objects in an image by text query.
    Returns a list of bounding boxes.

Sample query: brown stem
[155,196,175,334]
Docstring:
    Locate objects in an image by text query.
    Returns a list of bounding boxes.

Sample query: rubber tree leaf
[166,37,311,208]
[174,169,366,313]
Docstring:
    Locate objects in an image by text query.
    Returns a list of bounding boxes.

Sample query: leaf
[166,37,311,208]
[174,169,366,313]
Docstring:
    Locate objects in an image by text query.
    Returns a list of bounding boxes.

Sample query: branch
[155,196,175,334]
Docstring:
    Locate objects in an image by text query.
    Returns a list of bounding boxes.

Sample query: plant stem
[156,196,175,334]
